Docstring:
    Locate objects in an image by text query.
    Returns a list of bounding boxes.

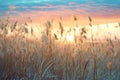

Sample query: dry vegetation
[0,14,120,80]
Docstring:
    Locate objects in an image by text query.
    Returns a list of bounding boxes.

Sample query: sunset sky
[0,0,120,40]
[0,0,120,25]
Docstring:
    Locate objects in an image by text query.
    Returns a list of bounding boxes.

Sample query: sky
[0,0,120,40]
[0,0,120,25]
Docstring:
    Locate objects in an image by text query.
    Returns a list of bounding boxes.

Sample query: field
[0,15,120,80]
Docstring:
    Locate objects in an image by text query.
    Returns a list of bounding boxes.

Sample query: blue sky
[0,0,120,12]
[0,0,120,24]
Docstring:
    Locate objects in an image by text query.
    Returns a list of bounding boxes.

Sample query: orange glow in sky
[1,0,120,41]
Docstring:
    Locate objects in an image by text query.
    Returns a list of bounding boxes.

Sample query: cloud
[1,0,120,26]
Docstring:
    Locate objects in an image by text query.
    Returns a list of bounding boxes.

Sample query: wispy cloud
[1,0,120,25]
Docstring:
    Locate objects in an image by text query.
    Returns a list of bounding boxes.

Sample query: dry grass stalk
[0,14,120,80]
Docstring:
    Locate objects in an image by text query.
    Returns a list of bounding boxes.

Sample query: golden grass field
[0,14,120,80]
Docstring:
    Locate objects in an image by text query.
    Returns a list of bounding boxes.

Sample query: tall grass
[0,14,120,80]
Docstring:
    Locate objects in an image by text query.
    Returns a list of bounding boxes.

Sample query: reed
[0,14,120,80]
